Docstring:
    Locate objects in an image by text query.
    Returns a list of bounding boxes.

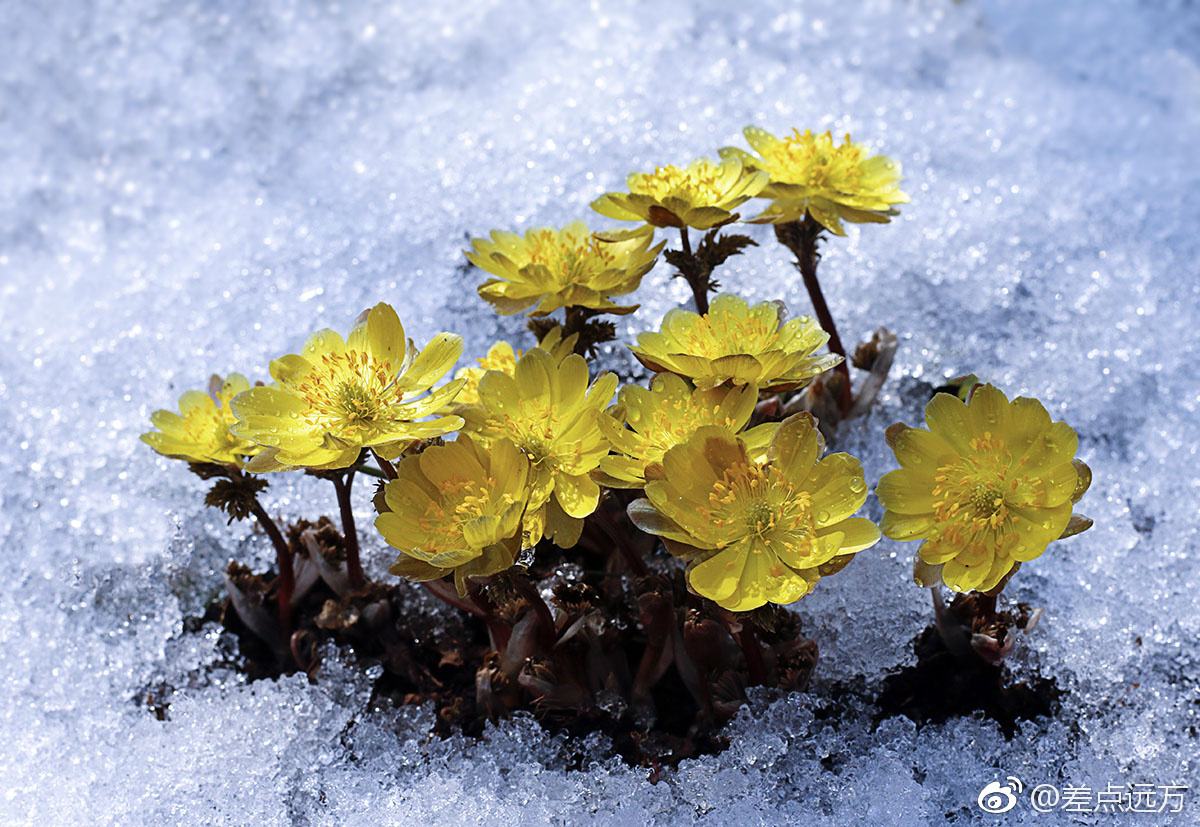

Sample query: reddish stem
[594,499,649,576]
[776,216,853,414]
[731,617,768,686]
[422,579,488,619]
[679,226,710,315]
[332,470,366,589]
[372,450,398,481]
[510,573,557,647]
[466,580,513,652]
[249,499,294,636]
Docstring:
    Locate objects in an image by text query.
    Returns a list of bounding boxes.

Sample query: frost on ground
[0,0,1197,823]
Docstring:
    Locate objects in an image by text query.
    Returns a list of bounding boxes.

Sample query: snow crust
[1,0,1197,823]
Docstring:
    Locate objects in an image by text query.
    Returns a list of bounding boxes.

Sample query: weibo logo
[977,777,1024,814]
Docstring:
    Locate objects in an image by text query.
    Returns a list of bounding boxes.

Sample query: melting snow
[1,0,1197,823]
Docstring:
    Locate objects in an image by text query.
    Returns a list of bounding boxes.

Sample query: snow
[1,0,1197,823]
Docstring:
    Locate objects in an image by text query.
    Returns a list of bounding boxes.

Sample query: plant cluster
[143,126,1092,763]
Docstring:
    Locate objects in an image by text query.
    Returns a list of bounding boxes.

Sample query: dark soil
[204,508,820,769]
[148,521,1063,769]
[875,599,1062,736]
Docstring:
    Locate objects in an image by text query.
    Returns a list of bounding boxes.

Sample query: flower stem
[775,216,853,413]
[976,592,998,621]
[509,573,557,648]
[678,226,710,315]
[423,581,515,656]
[594,497,648,576]
[732,617,767,686]
[422,579,488,619]
[613,532,649,577]
[560,305,612,355]
[466,580,513,652]
[372,449,398,481]
[249,498,294,637]
[332,470,366,589]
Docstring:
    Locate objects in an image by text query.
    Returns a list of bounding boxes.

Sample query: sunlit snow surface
[1,0,1198,823]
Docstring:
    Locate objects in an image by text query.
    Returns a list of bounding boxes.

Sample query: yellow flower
[231,303,465,471]
[142,374,260,466]
[877,385,1092,594]
[377,435,530,594]
[451,326,577,407]
[453,341,518,408]
[590,154,768,230]
[722,127,908,235]
[463,347,617,548]
[629,293,842,392]
[596,372,778,488]
[629,414,879,611]
[467,221,663,317]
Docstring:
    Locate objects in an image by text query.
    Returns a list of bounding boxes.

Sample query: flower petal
[967,384,1010,434]
[875,468,935,515]
[923,392,974,454]
[819,517,880,555]
[627,498,699,545]
[554,472,600,519]
[805,453,868,526]
[769,412,823,482]
[687,543,748,604]
[881,510,933,541]
[402,333,463,390]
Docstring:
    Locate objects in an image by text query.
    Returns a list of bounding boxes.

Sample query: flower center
[479,349,517,373]
[704,461,816,551]
[336,380,383,422]
[519,436,556,466]
[930,434,1019,547]
[418,479,499,550]
[446,479,492,520]
[630,162,725,204]
[674,310,781,358]
[636,399,739,463]
[489,404,565,470]
[186,406,236,449]
[966,483,1006,518]
[297,350,398,434]
[525,230,614,289]
[767,130,864,191]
